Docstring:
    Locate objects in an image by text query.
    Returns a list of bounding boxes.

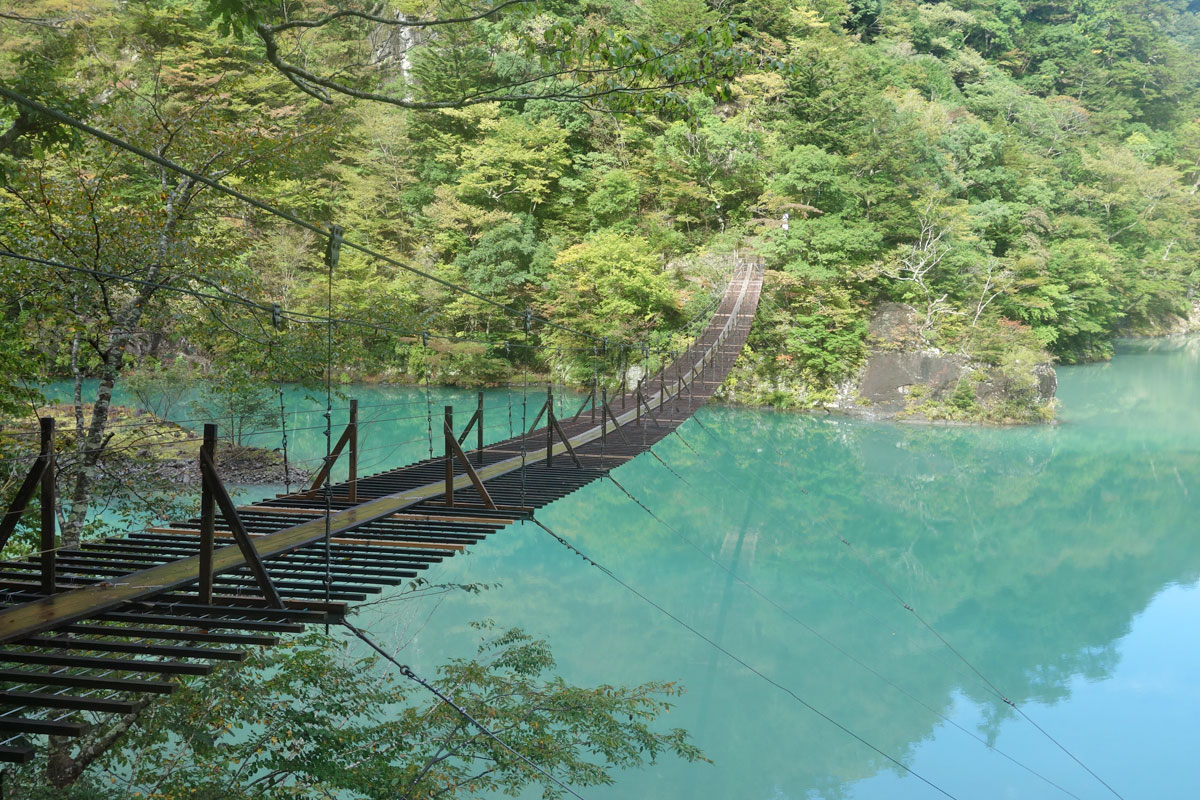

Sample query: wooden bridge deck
[0,264,762,762]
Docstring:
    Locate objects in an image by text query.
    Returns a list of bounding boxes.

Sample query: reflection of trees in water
[1117,333,1200,359]
[615,397,1200,796]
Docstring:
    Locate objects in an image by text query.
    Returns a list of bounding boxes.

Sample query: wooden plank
[0,652,214,675]
[0,744,36,763]
[91,613,303,634]
[241,507,515,525]
[0,691,140,714]
[144,527,465,551]
[0,268,759,645]
[0,715,87,737]
[0,669,176,694]
[61,623,277,647]
[19,636,246,662]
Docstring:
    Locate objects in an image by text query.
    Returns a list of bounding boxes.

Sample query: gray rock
[856,350,970,413]
[832,303,1057,423]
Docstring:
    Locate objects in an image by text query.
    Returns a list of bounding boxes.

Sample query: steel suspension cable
[527,517,963,800]
[605,469,1085,800]
[684,414,1127,800]
[341,620,589,800]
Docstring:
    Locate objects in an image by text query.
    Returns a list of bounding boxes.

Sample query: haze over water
[372,336,1200,799]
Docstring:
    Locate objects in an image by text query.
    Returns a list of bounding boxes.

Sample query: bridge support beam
[444,405,497,509]
[199,439,284,609]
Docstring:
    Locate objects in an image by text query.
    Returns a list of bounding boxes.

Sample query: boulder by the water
[832,304,1056,423]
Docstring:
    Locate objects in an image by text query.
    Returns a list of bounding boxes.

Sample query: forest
[4,0,1199,415]
[2,0,1200,795]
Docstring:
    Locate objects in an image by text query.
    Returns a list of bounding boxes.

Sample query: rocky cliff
[831,304,1057,423]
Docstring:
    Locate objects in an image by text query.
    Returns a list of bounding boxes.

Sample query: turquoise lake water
[365,338,1200,800]
[45,338,1200,797]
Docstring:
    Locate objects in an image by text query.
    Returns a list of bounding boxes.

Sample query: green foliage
[9,0,1197,403]
[124,358,199,419]
[190,364,277,446]
[588,169,641,230]
[543,232,683,345]
[11,623,704,799]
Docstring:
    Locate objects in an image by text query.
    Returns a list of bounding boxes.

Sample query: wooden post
[444,405,454,507]
[600,387,607,448]
[38,418,55,596]
[476,391,484,466]
[347,399,358,503]
[199,424,216,603]
[620,349,626,410]
[198,450,284,608]
[545,385,553,467]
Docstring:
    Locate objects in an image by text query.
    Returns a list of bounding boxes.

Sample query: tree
[0,2,332,547]
[203,0,748,116]
[124,358,200,420]
[190,363,278,447]
[15,622,704,798]
[542,231,682,347]
[880,193,973,338]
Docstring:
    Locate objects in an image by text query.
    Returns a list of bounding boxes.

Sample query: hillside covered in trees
[3,1,1200,795]
[3,0,1200,420]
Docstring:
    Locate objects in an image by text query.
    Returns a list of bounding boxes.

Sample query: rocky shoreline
[120,445,311,489]
[717,303,1058,424]
[4,406,310,489]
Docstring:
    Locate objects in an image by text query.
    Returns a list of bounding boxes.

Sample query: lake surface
[46,338,1200,797]
[366,338,1199,800]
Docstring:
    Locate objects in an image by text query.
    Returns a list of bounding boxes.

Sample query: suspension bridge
[0,262,762,763]
[0,88,1125,800]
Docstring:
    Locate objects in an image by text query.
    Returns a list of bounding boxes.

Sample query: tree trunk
[46,699,152,787]
[57,176,193,548]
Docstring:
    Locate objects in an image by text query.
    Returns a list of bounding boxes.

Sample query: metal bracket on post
[199,447,284,608]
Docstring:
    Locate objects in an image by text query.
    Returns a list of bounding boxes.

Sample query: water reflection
[43,343,1200,797]
[385,337,1200,799]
